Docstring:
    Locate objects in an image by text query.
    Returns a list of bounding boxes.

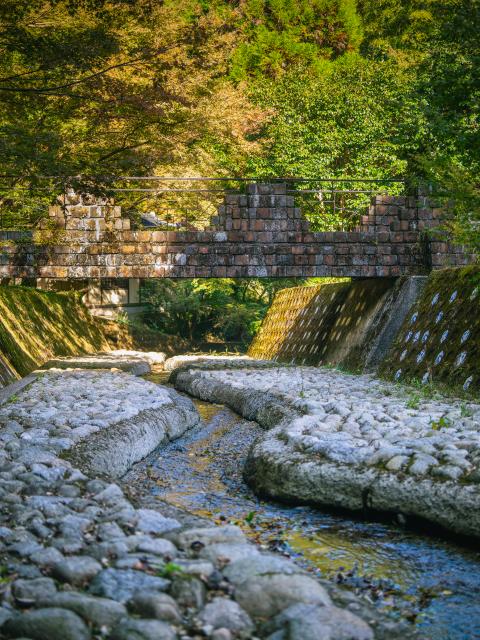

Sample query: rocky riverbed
[125,394,480,640]
[173,362,480,537]
[0,364,392,640]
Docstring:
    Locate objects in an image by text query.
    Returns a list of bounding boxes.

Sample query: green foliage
[0,0,477,244]
[430,416,452,431]
[141,278,305,344]
[229,0,363,80]
[420,161,480,253]
[246,53,423,179]
[157,562,184,578]
[358,0,480,247]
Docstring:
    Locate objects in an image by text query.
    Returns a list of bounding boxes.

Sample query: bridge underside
[0,184,472,280]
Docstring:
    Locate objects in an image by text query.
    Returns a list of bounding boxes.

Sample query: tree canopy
[0,0,478,243]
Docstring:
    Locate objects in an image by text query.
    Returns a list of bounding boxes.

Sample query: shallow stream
[126,374,480,640]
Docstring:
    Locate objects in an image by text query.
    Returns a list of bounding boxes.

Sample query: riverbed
[125,373,480,640]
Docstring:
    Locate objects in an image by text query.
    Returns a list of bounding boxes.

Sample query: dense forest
[0,0,478,242]
[0,0,478,344]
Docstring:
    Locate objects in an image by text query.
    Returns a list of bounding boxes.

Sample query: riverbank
[125,393,480,639]
[172,360,480,538]
[0,362,392,640]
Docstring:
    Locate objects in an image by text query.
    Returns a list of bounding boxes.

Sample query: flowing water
[126,374,480,640]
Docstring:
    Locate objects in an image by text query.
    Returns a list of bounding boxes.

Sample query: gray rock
[96,521,125,540]
[174,559,215,577]
[128,593,181,623]
[211,630,232,640]
[25,495,72,518]
[200,543,260,566]
[15,448,60,466]
[94,483,124,505]
[68,469,88,483]
[29,546,64,567]
[109,617,176,640]
[8,541,43,558]
[12,578,57,606]
[57,484,81,498]
[136,537,177,558]
[115,554,164,570]
[10,563,43,579]
[86,479,108,494]
[51,536,85,554]
[0,606,13,627]
[222,554,303,586]
[2,608,89,640]
[267,603,374,640]
[0,526,14,541]
[37,592,127,628]
[170,576,206,609]
[87,540,130,561]
[52,556,102,586]
[176,525,246,552]
[59,514,93,537]
[198,597,253,634]
[235,574,330,619]
[29,519,52,540]
[107,505,138,527]
[89,568,169,602]
[135,509,180,535]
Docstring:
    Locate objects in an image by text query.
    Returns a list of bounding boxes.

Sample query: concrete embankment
[173,362,480,538]
[248,267,480,396]
[0,284,181,388]
[248,276,428,372]
[0,286,108,385]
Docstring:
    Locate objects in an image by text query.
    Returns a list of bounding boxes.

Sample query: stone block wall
[359,194,474,270]
[0,184,476,280]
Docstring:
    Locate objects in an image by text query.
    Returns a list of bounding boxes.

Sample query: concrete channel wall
[249,267,480,395]
[249,276,428,371]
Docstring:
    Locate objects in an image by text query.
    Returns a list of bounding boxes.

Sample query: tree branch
[97,141,149,162]
[0,42,183,95]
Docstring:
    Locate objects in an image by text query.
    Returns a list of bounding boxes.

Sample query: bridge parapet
[0,183,475,280]
[209,182,310,235]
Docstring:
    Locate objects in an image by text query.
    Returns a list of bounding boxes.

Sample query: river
[125,373,480,640]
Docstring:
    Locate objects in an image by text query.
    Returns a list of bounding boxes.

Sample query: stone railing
[0,183,475,280]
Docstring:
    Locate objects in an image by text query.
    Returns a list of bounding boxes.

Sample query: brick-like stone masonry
[0,183,475,280]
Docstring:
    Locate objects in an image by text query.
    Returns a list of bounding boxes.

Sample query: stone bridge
[0,183,472,280]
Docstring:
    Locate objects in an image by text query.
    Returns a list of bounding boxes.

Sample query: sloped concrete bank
[248,277,428,372]
[0,369,199,477]
[0,286,109,383]
[0,365,397,640]
[173,365,480,539]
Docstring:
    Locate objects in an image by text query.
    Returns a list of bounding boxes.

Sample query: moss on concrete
[0,285,109,379]
[248,278,400,369]
[380,266,480,396]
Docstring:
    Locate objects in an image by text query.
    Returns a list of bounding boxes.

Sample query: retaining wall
[249,267,480,395]
[380,266,480,395]
[0,286,108,382]
[248,277,426,371]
